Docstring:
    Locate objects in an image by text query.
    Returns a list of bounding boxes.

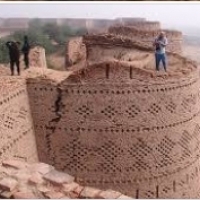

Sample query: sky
[0,2,199,28]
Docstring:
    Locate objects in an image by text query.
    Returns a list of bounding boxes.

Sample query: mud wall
[28,46,47,68]
[0,77,38,164]
[109,26,182,53]
[67,37,86,67]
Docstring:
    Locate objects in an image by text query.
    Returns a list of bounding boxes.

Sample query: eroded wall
[0,77,38,164]
[67,37,86,67]
[28,46,47,68]
[120,21,161,31]
[109,26,182,54]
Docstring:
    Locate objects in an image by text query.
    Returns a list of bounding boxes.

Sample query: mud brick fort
[0,17,199,199]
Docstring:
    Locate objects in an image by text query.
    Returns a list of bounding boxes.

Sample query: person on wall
[21,35,30,69]
[6,41,21,76]
[153,31,168,72]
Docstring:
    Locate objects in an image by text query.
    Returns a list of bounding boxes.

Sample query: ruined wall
[25,36,200,198]
[121,21,161,31]
[28,46,47,68]
[67,37,86,67]
[0,77,38,164]
[109,26,182,54]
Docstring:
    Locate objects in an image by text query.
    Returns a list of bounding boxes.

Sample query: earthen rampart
[108,26,182,53]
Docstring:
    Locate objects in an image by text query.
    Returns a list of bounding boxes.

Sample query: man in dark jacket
[22,35,30,69]
[6,41,21,76]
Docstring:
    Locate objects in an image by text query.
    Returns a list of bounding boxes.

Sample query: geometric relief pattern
[73,91,200,121]
[178,131,193,161]
[96,140,122,173]
[165,100,176,113]
[75,105,93,118]
[101,105,118,118]
[2,106,28,130]
[58,139,123,174]
[181,98,192,112]
[148,103,162,115]
[125,105,141,118]
[53,126,200,177]
[2,115,16,129]
[126,138,152,171]
[155,136,176,168]
[58,139,89,173]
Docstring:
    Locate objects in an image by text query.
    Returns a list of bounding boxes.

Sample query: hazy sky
[0,2,199,28]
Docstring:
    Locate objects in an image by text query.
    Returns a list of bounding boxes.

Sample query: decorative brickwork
[0,21,199,198]
[0,77,38,164]
[24,35,200,198]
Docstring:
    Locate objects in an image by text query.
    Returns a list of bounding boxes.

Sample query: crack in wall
[45,85,64,165]
[50,86,63,123]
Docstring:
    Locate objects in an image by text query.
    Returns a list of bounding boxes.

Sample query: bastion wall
[23,35,200,198]
[0,25,198,198]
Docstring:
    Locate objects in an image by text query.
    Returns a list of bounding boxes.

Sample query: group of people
[6,35,30,76]
[5,33,167,76]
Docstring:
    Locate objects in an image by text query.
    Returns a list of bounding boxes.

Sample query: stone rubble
[0,159,133,199]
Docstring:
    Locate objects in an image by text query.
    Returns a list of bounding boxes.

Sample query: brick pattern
[0,77,38,165]
[28,58,200,198]
[0,18,198,199]
[0,159,131,199]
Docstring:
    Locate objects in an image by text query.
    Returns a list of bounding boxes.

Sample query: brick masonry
[0,19,199,198]
[25,35,200,198]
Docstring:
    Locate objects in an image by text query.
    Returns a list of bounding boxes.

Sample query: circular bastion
[22,34,200,199]
[63,59,200,198]
[43,35,200,199]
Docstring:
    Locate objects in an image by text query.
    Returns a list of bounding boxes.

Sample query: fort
[0,17,199,199]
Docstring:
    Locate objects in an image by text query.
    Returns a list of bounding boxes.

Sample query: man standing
[6,41,21,76]
[153,32,168,72]
[22,35,30,69]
